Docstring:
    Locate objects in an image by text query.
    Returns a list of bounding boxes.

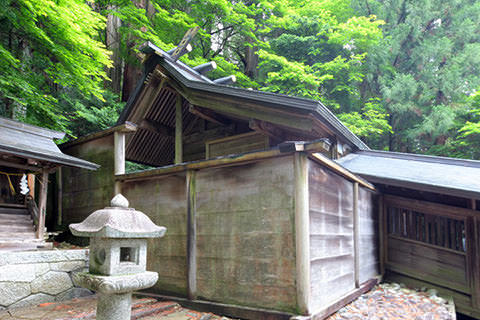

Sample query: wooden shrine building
[58,39,480,319]
[0,117,98,251]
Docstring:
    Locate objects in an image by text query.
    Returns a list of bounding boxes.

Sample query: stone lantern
[69,194,166,320]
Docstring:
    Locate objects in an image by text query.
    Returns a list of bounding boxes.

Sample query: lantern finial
[111,194,129,208]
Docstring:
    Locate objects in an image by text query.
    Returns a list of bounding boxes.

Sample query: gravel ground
[327,283,455,320]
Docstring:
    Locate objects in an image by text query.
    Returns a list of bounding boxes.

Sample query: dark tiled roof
[118,41,369,151]
[0,117,99,170]
[337,150,480,199]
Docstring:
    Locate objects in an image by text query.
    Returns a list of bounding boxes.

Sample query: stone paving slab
[0,295,223,320]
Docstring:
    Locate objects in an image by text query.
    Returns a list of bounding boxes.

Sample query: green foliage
[338,98,392,144]
[0,0,111,132]
[353,0,480,155]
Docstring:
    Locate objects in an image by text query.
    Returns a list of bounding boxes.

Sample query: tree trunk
[106,5,123,95]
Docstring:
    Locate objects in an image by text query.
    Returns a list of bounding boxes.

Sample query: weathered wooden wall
[122,174,188,296]
[308,159,378,313]
[383,195,479,318]
[358,188,379,283]
[194,156,296,311]
[61,135,115,225]
[121,156,297,312]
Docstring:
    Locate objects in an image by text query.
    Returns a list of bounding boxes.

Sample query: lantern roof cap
[69,194,166,238]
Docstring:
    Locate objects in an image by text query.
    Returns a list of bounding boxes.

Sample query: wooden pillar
[378,195,385,276]
[294,152,310,315]
[114,131,126,195]
[175,95,183,164]
[37,169,49,239]
[56,167,62,226]
[186,170,197,300]
[27,173,35,199]
[353,182,360,288]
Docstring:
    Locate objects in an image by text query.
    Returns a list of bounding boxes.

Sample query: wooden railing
[387,205,466,252]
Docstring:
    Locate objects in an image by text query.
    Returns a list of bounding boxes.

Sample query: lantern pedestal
[69,194,166,320]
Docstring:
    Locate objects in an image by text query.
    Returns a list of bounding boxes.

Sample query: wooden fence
[383,195,480,318]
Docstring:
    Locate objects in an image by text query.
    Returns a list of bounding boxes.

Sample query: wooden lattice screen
[387,206,466,252]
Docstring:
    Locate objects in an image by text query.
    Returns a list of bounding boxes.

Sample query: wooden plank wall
[61,135,115,224]
[358,188,380,283]
[383,195,480,318]
[122,175,188,296]
[308,159,378,313]
[308,159,354,311]
[120,155,297,312]
[194,156,297,312]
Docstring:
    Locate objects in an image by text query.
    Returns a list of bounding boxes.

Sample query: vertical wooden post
[27,173,35,199]
[353,182,360,288]
[56,167,62,227]
[186,170,197,300]
[467,200,480,308]
[294,152,310,315]
[37,169,49,239]
[114,131,126,195]
[175,95,183,164]
[378,195,385,276]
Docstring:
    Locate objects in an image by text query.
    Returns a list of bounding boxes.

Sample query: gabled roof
[117,41,369,151]
[337,150,480,199]
[0,117,99,170]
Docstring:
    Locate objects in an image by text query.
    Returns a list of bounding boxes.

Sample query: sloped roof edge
[118,41,369,151]
[338,150,480,199]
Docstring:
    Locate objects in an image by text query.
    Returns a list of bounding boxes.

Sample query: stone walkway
[327,283,456,320]
[0,284,457,320]
[0,296,221,320]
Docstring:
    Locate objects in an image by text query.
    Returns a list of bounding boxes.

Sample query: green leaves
[0,0,111,132]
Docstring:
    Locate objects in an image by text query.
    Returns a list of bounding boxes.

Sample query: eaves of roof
[119,42,369,151]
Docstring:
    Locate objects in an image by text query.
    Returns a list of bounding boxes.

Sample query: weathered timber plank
[194,156,297,313]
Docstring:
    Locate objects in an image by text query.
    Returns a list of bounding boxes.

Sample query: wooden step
[0,207,29,215]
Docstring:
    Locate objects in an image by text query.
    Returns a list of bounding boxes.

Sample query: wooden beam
[186,170,197,300]
[37,169,49,240]
[249,119,284,141]
[114,131,126,195]
[189,105,230,126]
[56,167,62,227]
[379,195,386,276]
[175,94,183,164]
[310,153,375,191]
[139,119,174,137]
[0,159,40,171]
[353,182,360,288]
[309,279,377,320]
[294,152,311,315]
[27,173,35,199]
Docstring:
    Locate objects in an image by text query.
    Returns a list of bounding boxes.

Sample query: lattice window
[387,206,466,252]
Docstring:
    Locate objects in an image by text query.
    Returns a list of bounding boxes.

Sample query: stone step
[0,219,33,226]
[0,224,34,232]
[0,213,31,220]
[0,241,50,252]
[0,231,37,240]
[0,207,28,215]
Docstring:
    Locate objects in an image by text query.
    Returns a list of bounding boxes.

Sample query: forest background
[1,0,480,159]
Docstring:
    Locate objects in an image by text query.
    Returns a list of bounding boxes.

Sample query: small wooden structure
[339,151,480,318]
[0,117,98,251]
[59,41,380,319]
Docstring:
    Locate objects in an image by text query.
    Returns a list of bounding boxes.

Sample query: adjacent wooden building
[0,117,98,251]
[59,39,480,319]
